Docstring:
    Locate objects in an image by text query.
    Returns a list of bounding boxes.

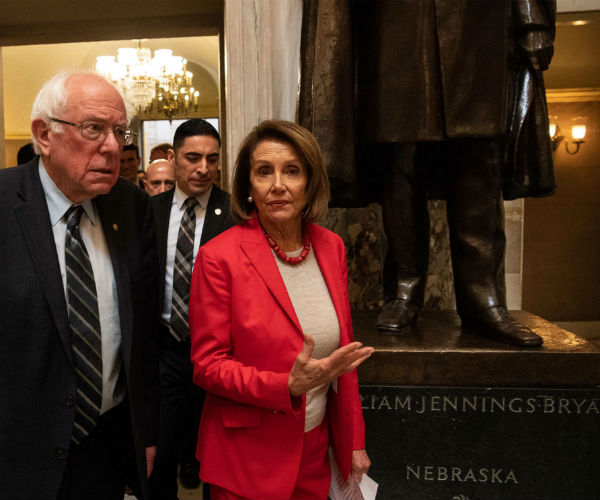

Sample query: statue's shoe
[376,299,418,334]
[461,306,543,347]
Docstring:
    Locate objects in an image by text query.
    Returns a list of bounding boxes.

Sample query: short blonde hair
[230,120,330,223]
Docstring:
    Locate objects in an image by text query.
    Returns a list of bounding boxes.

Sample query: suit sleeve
[512,0,556,34]
[140,197,161,446]
[338,238,366,450]
[189,247,303,415]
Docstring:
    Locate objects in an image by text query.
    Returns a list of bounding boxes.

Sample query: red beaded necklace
[262,225,311,265]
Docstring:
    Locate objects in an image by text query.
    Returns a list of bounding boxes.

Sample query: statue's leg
[447,138,542,346]
[446,139,506,315]
[377,142,429,334]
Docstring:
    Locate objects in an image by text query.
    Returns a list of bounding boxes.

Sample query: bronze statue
[299,0,556,346]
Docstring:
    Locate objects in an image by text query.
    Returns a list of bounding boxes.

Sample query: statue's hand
[518,30,554,71]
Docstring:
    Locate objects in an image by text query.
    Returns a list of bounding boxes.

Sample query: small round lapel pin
[214,208,222,215]
[112,223,119,231]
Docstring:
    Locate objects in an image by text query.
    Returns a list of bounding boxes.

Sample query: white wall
[558,0,600,11]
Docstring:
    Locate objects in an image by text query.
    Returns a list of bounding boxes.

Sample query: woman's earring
[247,195,253,203]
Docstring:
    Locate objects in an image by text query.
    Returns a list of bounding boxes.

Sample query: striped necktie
[169,197,198,341]
[65,205,103,444]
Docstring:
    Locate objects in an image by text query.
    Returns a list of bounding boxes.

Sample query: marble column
[222,0,302,187]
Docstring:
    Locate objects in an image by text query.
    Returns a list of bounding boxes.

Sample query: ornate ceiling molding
[546,88,600,102]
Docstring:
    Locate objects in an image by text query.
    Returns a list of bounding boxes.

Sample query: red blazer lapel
[239,218,303,337]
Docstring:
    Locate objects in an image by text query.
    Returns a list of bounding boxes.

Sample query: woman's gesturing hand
[288,335,374,397]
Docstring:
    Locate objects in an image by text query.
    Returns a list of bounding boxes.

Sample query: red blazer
[189,216,366,499]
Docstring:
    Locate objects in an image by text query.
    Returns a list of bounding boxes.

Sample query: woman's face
[249,139,308,230]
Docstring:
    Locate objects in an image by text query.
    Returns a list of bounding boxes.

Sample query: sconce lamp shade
[571,125,586,141]
[549,115,563,152]
[571,116,587,141]
[548,115,587,155]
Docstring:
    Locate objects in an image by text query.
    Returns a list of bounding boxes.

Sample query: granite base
[355,310,600,499]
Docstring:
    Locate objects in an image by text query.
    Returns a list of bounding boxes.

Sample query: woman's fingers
[289,340,374,396]
[331,341,363,356]
[343,349,374,374]
[297,334,315,363]
[329,344,374,375]
[288,336,320,396]
[328,342,364,366]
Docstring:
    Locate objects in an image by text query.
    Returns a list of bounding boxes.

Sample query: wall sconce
[567,116,587,155]
[549,115,587,155]
[549,116,562,152]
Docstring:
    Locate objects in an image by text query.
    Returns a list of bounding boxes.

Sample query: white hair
[30,70,132,154]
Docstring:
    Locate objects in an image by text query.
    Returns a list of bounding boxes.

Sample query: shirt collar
[38,158,97,226]
[173,183,212,211]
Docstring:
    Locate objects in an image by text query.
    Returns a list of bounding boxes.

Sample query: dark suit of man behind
[149,119,234,499]
[0,72,159,500]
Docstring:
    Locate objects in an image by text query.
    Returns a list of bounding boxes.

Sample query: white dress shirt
[161,184,212,325]
[39,160,124,414]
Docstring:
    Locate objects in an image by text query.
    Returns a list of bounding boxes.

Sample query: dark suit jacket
[150,185,235,311]
[0,159,160,500]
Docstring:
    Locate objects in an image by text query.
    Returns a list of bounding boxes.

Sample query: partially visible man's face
[33,74,127,204]
[120,149,140,183]
[169,135,220,197]
[143,160,175,196]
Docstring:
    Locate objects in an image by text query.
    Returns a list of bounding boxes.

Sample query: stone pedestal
[356,310,600,499]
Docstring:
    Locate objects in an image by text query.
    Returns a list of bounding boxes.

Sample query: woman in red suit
[189,120,373,499]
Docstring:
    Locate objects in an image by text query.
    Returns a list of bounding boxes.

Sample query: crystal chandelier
[96,41,200,120]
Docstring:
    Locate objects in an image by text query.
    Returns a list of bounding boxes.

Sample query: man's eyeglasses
[49,117,136,145]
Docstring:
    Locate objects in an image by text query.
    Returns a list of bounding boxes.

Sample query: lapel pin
[112,223,119,231]
[214,208,222,215]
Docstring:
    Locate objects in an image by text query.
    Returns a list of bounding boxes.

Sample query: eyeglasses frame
[49,117,136,146]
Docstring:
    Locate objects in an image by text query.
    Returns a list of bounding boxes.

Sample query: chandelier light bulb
[154,49,172,59]
[96,56,115,74]
[117,48,137,66]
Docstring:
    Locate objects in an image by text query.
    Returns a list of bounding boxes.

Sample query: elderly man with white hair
[0,71,160,500]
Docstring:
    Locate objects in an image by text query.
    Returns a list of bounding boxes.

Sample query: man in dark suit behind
[149,119,234,499]
[0,72,160,499]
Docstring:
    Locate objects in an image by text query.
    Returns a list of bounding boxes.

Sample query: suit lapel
[239,218,303,336]
[14,163,73,366]
[200,187,228,246]
[95,193,133,367]
[153,189,174,274]
[309,225,351,346]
